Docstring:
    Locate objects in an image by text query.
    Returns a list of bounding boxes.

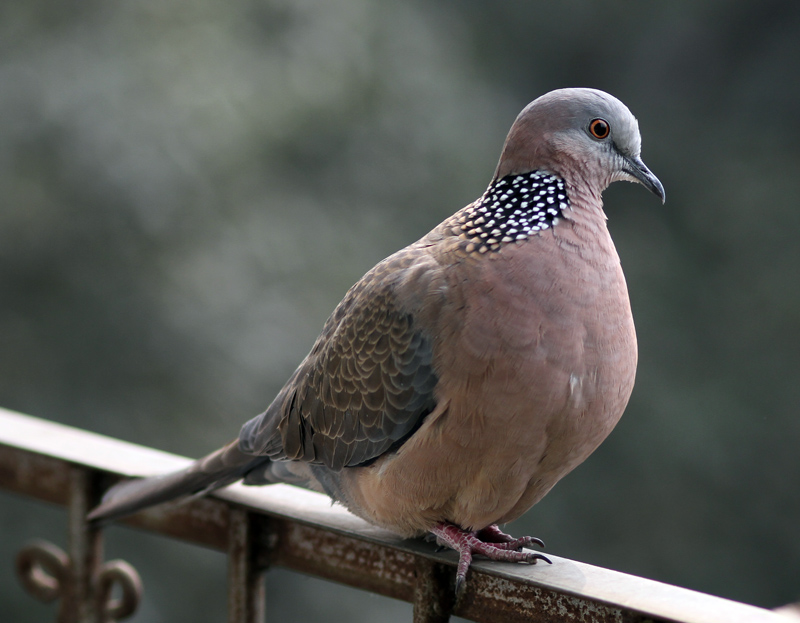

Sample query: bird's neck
[561,178,608,230]
[556,183,620,270]
[446,171,571,255]
[438,169,613,263]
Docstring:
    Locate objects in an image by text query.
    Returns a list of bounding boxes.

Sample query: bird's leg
[430,523,551,593]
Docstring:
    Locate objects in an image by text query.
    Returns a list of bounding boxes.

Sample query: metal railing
[0,406,795,623]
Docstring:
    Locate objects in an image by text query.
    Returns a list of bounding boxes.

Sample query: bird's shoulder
[238,236,450,471]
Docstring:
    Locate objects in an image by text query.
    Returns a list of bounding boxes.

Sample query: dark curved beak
[623,155,665,203]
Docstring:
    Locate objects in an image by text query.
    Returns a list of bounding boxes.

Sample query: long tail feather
[87,440,264,522]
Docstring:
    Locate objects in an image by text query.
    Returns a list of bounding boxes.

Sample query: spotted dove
[89,88,664,591]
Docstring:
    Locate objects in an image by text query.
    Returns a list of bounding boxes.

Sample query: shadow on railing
[0,407,796,623]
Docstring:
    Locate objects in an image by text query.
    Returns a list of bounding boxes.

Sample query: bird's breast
[342,221,637,535]
[436,221,636,408]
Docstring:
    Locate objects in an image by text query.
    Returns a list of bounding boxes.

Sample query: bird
[88,88,664,593]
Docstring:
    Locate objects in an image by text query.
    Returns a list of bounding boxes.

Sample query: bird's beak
[623,155,665,203]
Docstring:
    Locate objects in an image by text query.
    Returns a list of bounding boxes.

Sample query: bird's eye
[589,118,610,139]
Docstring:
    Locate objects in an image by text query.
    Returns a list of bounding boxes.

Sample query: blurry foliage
[1,0,799,620]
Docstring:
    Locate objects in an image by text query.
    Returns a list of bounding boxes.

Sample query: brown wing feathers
[239,251,439,471]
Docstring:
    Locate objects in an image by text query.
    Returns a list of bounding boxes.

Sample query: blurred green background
[2,0,799,620]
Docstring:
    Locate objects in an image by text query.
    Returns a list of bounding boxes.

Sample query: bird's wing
[239,244,444,471]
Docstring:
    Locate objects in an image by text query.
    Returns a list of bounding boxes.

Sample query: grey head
[494,88,664,203]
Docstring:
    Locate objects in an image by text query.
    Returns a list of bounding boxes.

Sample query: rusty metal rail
[0,407,794,623]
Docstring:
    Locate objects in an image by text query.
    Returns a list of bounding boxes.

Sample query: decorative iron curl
[15,539,69,603]
[15,539,142,622]
[96,559,142,621]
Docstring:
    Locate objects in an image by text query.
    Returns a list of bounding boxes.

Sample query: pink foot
[475,524,546,550]
[430,523,551,593]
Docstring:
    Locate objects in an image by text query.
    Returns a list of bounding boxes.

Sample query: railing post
[412,558,454,623]
[227,508,269,623]
[65,466,104,622]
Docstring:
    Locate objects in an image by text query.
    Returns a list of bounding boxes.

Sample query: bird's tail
[87,440,264,523]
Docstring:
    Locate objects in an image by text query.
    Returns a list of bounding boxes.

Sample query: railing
[1,406,797,623]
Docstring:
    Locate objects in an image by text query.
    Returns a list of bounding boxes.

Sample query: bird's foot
[429,523,551,594]
[474,524,546,551]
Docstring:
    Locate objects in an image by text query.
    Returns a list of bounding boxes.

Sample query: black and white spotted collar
[452,171,570,254]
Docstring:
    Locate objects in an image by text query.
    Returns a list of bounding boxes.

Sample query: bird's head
[494,88,665,203]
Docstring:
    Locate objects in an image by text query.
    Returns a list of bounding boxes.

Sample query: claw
[430,523,551,593]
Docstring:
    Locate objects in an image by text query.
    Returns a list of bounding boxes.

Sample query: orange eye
[589,118,610,139]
